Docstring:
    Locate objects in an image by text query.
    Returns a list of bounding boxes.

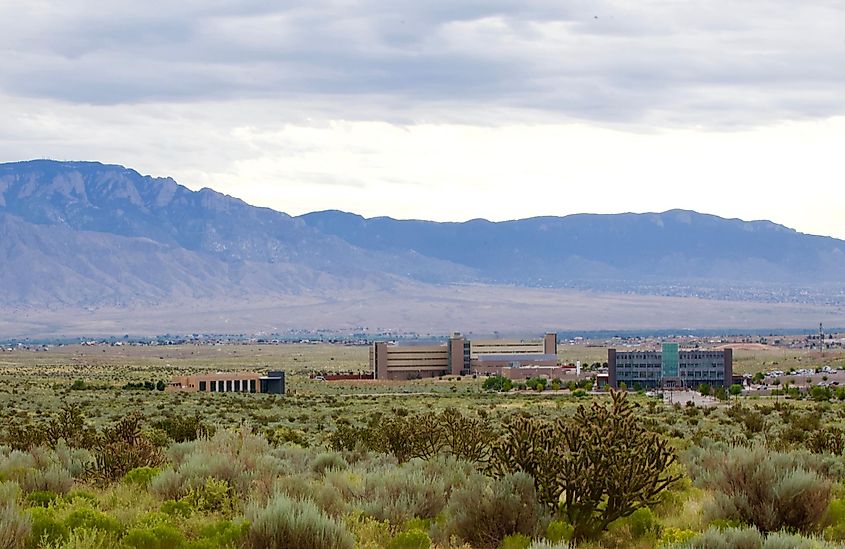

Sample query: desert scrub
[0,501,31,549]
[358,464,450,526]
[246,493,354,549]
[685,444,833,533]
[437,472,546,549]
[671,525,843,548]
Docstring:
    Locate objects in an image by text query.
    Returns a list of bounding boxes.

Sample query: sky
[1,1,844,238]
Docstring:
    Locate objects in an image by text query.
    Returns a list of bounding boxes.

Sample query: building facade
[608,344,732,389]
[371,333,557,380]
[167,371,285,394]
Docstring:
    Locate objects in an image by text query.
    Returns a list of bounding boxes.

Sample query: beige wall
[168,373,263,393]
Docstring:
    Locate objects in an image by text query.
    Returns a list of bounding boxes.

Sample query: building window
[199,381,207,391]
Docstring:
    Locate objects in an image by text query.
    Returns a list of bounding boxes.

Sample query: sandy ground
[2,283,843,339]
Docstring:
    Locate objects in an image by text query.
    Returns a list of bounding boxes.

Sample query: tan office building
[371,333,557,380]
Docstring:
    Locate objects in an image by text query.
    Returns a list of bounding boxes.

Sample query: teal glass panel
[662,343,679,378]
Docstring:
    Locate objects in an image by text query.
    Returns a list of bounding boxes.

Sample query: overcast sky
[1,0,844,238]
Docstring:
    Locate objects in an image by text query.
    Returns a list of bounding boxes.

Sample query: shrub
[123,523,185,549]
[195,519,250,548]
[610,507,661,538]
[311,452,348,475]
[483,376,512,392]
[672,525,840,548]
[28,507,68,547]
[25,491,58,508]
[388,527,432,549]
[0,503,31,549]
[181,478,237,516]
[359,467,449,526]
[22,466,73,495]
[124,466,161,487]
[499,534,531,549]
[439,472,545,549]
[824,497,845,541]
[153,415,213,443]
[246,493,355,549]
[160,499,192,519]
[545,520,574,543]
[528,542,570,549]
[685,445,831,533]
[64,507,122,534]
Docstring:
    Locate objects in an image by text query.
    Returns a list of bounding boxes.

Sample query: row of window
[198,379,258,392]
[618,371,725,380]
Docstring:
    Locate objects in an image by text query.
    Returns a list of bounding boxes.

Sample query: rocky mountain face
[2,160,844,309]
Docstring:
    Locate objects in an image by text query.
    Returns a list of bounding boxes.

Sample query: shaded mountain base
[1,284,842,339]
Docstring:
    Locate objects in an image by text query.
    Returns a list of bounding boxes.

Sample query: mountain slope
[2,160,844,313]
[299,209,845,286]
[0,161,474,306]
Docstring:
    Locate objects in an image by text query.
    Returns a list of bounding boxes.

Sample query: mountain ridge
[2,159,844,313]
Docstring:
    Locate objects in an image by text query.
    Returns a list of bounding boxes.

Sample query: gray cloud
[1,0,844,126]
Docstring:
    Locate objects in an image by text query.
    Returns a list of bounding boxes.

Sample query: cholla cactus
[492,390,680,542]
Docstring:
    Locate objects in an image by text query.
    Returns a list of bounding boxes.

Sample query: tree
[618,381,627,391]
[772,378,781,403]
[729,384,743,402]
[698,383,711,397]
[156,380,166,391]
[491,391,679,542]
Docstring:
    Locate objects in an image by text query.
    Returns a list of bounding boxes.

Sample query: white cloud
[0,0,844,239]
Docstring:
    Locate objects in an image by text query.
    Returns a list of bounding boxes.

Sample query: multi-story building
[370,333,558,380]
[607,344,732,389]
[167,371,285,394]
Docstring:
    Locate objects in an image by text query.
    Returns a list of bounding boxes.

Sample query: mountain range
[1,160,843,337]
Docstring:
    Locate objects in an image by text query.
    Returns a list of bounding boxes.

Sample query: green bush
[28,507,68,547]
[64,507,122,534]
[247,493,354,549]
[161,499,192,518]
[546,520,573,543]
[824,497,845,541]
[123,523,186,549]
[388,527,432,549]
[193,519,250,548]
[610,507,660,538]
[499,534,531,549]
[483,376,513,392]
[439,472,545,549]
[124,466,161,487]
[181,478,237,516]
[25,490,58,508]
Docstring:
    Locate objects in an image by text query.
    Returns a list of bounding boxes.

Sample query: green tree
[698,383,711,397]
[729,384,743,402]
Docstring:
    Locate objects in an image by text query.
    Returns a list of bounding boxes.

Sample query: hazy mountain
[299,210,845,287]
[2,159,844,312]
[0,160,470,306]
